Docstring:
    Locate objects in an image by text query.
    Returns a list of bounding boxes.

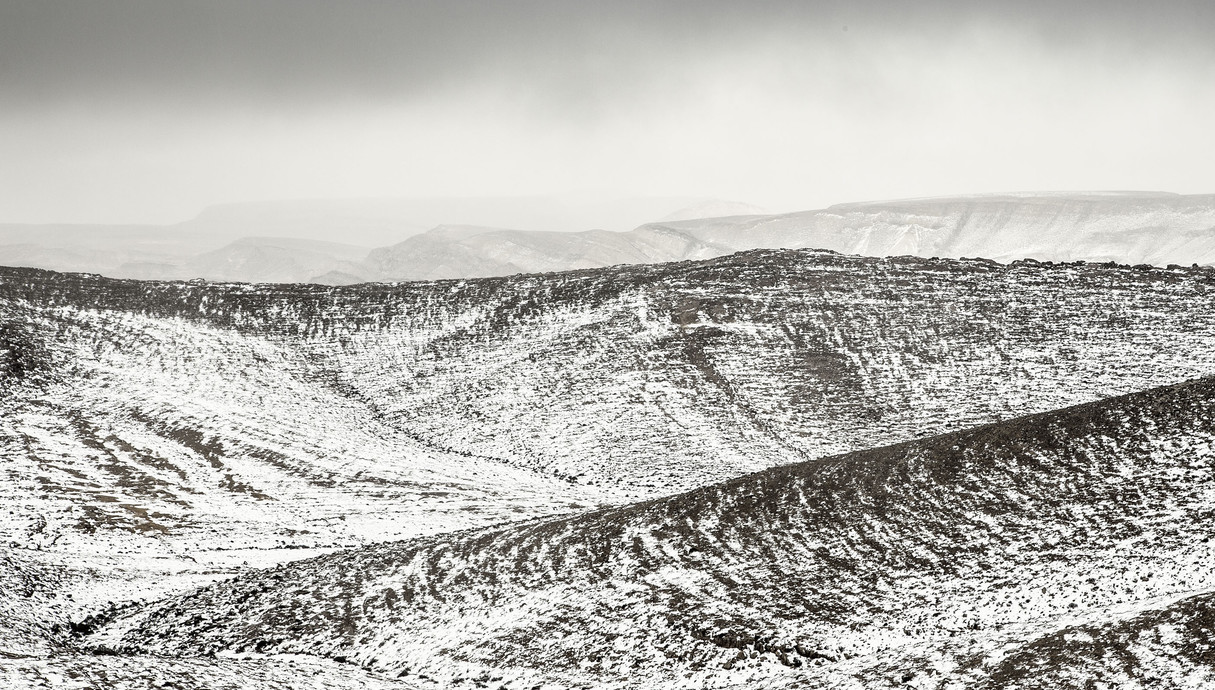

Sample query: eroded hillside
[13,248,1215,496]
[89,378,1215,688]
[6,249,1215,686]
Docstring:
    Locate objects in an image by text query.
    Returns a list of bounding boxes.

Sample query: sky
[1,0,1213,224]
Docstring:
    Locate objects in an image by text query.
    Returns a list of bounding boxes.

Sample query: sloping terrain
[0,275,609,658]
[952,590,1215,689]
[182,237,371,283]
[8,250,1215,502]
[0,654,419,690]
[7,250,1215,686]
[0,194,704,281]
[89,378,1215,688]
[0,224,220,277]
[326,250,1215,493]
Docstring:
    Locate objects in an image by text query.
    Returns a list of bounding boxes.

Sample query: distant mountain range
[0,195,710,281]
[3,192,1214,283]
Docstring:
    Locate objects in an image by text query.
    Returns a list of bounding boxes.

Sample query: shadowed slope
[92,378,1215,688]
[962,590,1215,688]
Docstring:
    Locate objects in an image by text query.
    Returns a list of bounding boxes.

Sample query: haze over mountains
[3,192,1215,284]
[0,195,707,282]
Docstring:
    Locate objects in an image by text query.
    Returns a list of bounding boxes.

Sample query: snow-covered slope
[90,377,1215,688]
[9,251,1215,504]
[1,653,418,690]
[0,270,613,663]
[338,252,1215,495]
[6,248,1215,675]
[183,237,371,284]
[947,590,1215,688]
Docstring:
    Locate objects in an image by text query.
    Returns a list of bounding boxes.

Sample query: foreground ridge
[91,377,1215,688]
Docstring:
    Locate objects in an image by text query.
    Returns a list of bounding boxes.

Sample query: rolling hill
[0,195,706,282]
[8,250,1215,504]
[87,377,1215,688]
[7,249,1215,686]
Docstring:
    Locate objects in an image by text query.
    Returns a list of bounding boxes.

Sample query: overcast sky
[1,0,1213,224]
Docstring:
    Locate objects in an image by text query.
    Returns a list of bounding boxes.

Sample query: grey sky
[2,0,1213,223]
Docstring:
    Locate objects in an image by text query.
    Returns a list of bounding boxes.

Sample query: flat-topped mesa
[649,191,1215,268]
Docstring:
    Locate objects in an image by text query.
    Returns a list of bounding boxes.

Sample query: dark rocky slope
[92,378,1215,688]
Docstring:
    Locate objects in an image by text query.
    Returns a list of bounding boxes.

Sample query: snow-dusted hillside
[8,251,1215,502]
[89,377,1215,688]
[7,250,1215,686]
[0,272,612,664]
[945,590,1215,688]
